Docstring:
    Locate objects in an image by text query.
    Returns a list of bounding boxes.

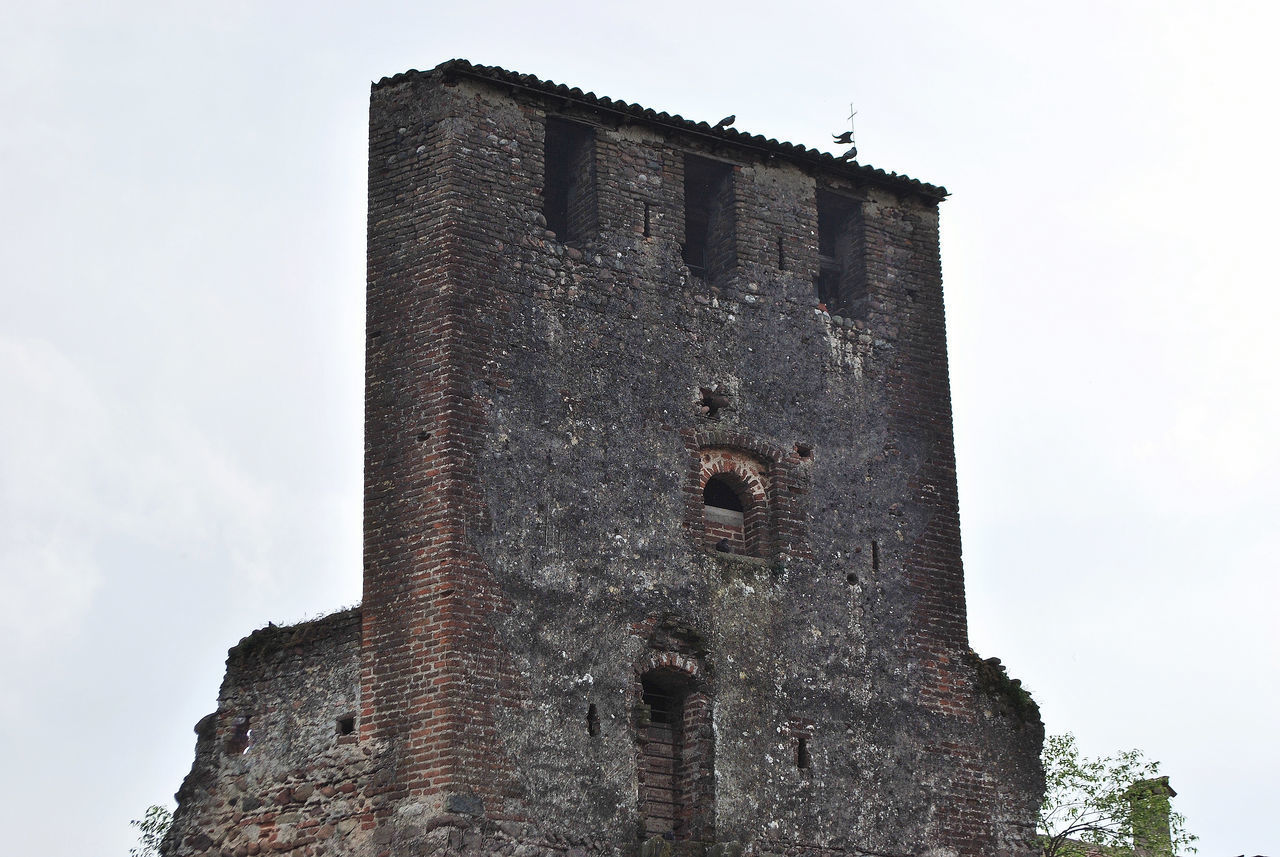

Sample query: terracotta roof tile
[375,59,948,201]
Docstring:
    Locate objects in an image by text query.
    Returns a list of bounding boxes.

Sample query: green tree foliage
[1040,733,1196,857]
[130,804,173,857]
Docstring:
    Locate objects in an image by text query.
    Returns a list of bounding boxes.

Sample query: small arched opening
[702,472,753,556]
[693,446,774,559]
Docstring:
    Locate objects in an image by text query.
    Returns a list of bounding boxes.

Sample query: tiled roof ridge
[374,59,948,201]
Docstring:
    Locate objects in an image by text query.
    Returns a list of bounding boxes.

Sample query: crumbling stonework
[165,60,1044,857]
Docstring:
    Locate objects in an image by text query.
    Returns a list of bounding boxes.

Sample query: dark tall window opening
[639,674,684,839]
[544,118,597,244]
[815,189,868,317]
[637,671,714,842]
[683,155,736,282]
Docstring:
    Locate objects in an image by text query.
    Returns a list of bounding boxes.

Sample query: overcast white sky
[2,2,1276,855]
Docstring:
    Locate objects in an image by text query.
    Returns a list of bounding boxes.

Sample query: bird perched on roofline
[713,114,735,130]
[839,146,858,162]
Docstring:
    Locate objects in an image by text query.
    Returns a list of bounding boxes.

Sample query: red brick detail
[361,78,525,821]
[851,196,968,673]
[866,196,1043,856]
[681,427,812,561]
[696,450,768,556]
[636,650,704,682]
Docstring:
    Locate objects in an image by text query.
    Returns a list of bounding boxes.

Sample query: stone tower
[165,60,1043,857]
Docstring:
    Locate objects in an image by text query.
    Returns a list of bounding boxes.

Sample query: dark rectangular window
[543,118,597,244]
[683,155,736,282]
[815,189,868,317]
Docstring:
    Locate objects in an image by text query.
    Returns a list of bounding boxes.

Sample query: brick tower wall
[359,66,1042,857]
[163,62,1042,857]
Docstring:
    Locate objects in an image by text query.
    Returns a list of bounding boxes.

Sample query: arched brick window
[698,450,769,557]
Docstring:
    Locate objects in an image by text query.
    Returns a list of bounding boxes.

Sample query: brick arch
[637,650,705,683]
[680,425,815,561]
[696,448,771,556]
[702,456,766,500]
[689,426,788,466]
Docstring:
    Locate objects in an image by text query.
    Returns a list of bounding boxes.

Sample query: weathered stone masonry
[165,60,1044,857]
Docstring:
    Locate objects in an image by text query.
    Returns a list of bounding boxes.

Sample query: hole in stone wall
[643,676,678,723]
[643,202,652,237]
[337,714,355,736]
[797,735,811,769]
[845,572,858,585]
[416,432,431,442]
[794,442,813,459]
[225,714,252,756]
[703,473,750,556]
[587,703,600,736]
[699,387,731,419]
[639,674,685,838]
[871,540,879,574]
[544,118,597,244]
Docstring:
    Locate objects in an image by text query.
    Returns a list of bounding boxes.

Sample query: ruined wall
[165,61,1043,857]
[164,609,381,856]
